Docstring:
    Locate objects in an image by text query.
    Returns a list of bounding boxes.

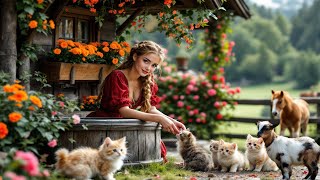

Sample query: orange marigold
[110,41,120,50]
[102,46,110,52]
[8,90,28,102]
[60,41,68,49]
[53,48,61,55]
[28,20,38,29]
[37,0,44,4]
[0,122,8,139]
[96,52,103,58]
[3,85,14,93]
[119,49,125,57]
[28,106,35,111]
[112,58,119,64]
[8,112,23,123]
[49,20,55,29]
[30,95,42,108]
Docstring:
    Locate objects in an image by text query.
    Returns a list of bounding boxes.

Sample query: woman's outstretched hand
[157,115,186,134]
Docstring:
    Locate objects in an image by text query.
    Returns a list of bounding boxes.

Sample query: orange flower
[8,90,28,102]
[43,25,47,30]
[110,41,120,50]
[8,112,23,123]
[37,0,44,4]
[28,20,38,29]
[102,46,110,52]
[15,103,23,108]
[119,49,125,57]
[60,41,68,49]
[112,58,119,64]
[69,48,82,55]
[11,84,24,90]
[90,8,96,13]
[28,106,35,111]
[57,93,64,98]
[96,51,103,58]
[3,85,14,93]
[53,48,61,55]
[102,42,109,46]
[118,2,125,7]
[49,20,55,29]
[30,95,42,108]
[0,122,8,139]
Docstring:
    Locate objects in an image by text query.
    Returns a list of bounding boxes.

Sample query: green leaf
[24,7,35,15]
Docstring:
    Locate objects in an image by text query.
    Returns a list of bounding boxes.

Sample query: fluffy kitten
[209,140,221,170]
[176,129,212,171]
[55,136,126,180]
[245,134,278,172]
[218,139,248,173]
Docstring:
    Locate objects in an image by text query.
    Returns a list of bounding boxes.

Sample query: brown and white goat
[257,121,320,180]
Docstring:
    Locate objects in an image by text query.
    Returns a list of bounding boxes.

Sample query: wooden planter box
[59,118,162,165]
[42,62,115,83]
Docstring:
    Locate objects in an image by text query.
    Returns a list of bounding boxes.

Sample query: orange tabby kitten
[245,134,278,172]
[55,136,126,180]
[209,140,221,170]
[218,139,248,172]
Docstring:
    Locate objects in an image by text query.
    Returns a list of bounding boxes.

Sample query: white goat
[257,121,320,180]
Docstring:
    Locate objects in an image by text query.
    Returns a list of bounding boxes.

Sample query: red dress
[87,70,167,161]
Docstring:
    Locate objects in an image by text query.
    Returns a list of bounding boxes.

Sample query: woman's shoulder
[108,70,126,80]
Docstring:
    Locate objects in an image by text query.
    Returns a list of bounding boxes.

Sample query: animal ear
[247,134,252,140]
[232,143,237,149]
[104,137,112,146]
[219,139,225,145]
[271,122,279,129]
[258,138,264,144]
[280,91,284,97]
[256,121,260,126]
[119,136,126,143]
[271,90,274,94]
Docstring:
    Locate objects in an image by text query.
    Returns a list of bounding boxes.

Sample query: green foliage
[290,0,320,52]
[0,79,79,154]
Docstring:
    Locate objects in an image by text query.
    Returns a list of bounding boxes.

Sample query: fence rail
[213,97,320,139]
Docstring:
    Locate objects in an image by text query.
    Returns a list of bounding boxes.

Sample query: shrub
[157,63,240,139]
[0,81,79,154]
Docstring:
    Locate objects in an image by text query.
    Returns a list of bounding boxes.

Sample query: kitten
[176,129,213,171]
[209,140,221,170]
[55,136,126,180]
[218,139,248,173]
[245,134,278,172]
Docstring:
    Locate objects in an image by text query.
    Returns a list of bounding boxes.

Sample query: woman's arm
[148,106,186,133]
[119,106,182,134]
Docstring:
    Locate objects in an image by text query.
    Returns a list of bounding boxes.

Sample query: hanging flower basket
[42,61,115,83]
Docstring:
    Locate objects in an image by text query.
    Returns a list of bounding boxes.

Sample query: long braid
[140,74,153,112]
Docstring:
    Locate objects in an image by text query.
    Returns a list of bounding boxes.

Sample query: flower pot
[41,61,116,83]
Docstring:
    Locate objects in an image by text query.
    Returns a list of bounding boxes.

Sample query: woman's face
[133,53,161,77]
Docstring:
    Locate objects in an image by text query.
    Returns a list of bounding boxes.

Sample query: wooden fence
[214,97,320,139]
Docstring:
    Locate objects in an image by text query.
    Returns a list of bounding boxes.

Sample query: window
[56,7,96,43]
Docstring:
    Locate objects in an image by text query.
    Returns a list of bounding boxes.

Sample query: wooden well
[59,118,162,165]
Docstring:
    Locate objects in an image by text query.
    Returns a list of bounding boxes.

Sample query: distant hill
[248,0,314,18]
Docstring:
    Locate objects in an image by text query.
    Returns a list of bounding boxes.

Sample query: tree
[274,13,291,35]
[0,0,17,83]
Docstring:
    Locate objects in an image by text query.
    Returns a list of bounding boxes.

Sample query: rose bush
[157,63,240,139]
[49,39,131,65]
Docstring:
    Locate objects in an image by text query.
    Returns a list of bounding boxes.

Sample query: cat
[176,129,213,171]
[55,136,126,180]
[209,139,221,170]
[217,139,248,173]
[245,134,279,172]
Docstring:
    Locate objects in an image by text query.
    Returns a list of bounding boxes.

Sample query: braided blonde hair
[98,41,165,112]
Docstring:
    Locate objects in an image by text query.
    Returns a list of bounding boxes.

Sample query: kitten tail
[55,148,69,169]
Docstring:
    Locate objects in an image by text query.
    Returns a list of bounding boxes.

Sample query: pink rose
[193,95,199,100]
[207,89,216,96]
[72,114,81,124]
[15,151,40,176]
[48,139,57,148]
[177,101,184,108]
[216,113,223,120]
[4,172,26,180]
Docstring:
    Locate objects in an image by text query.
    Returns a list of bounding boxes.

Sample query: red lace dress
[87,70,167,161]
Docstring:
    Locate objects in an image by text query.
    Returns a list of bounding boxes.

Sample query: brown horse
[271,90,310,137]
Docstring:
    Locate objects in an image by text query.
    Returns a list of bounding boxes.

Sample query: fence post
[317,94,320,134]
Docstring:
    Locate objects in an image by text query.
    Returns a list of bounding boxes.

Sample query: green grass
[115,157,195,180]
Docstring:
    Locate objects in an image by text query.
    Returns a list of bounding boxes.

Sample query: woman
[87,40,186,161]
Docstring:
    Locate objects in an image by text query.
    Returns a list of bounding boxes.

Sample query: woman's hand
[157,115,181,134]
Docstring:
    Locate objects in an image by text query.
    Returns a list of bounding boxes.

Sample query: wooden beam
[116,8,144,36]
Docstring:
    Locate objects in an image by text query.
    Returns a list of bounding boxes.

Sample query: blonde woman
[87,40,186,161]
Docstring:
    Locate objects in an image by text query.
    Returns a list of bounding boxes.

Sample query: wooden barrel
[59,118,162,165]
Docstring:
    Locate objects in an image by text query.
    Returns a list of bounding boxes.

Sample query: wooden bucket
[59,118,162,165]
